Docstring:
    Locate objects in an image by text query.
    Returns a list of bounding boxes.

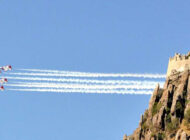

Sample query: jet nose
[0,86,4,90]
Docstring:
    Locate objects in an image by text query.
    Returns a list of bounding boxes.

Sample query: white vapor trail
[7,82,157,90]
[17,68,166,78]
[8,72,166,79]
[5,76,164,86]
[6,68,164,95]
[8,88,153,94]
[17,69,79,74]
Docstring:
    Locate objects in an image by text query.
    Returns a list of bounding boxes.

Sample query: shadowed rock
[124,70,190,140]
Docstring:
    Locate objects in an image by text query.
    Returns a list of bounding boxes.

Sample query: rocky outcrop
[124,70,190,140]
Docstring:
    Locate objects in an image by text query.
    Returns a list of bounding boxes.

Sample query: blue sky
[0,0,189,140]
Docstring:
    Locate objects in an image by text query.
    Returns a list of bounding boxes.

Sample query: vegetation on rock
[124,69,190,140]
[152,102,162,116]
[166,118,179,132]
[184,108,190,129]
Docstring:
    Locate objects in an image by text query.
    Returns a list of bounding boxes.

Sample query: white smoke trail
[8,72,166,79]
[17,68,166,78]
[17,68,78,74]
[6,68,164,94]
[8,88,153,95]
[7,82,157,90]
[5,76,164,86]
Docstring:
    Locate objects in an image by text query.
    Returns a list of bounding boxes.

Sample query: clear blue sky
[0,1,189,140]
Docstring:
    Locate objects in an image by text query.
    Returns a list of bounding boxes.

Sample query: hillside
[124,69,190,140]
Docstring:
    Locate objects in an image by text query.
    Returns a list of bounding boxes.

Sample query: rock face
[124,70,190,140]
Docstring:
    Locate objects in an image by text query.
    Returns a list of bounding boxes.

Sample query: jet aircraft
[0,86,4,91]
[0,65,12,90]
[0,78,8,84]
[0,65,12,71]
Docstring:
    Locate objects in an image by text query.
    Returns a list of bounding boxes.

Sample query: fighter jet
[0,78,8,84]
[0,65,12,91]
[0,65,12,72]
[0,86,4,91]
[0,78,7,91]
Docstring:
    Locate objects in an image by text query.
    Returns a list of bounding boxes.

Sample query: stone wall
[167,52,190,77]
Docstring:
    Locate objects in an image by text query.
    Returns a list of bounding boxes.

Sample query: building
[167,52,190,77]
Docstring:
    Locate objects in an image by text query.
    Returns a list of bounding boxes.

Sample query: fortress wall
[167,59,190,76]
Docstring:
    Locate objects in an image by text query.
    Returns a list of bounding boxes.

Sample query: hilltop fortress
[167,52,190,76]
[124,52,190,140]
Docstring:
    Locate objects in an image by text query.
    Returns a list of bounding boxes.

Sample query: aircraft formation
[0,65,12,90]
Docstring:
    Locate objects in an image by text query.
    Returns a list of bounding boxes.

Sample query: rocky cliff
[124,70,190,140]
